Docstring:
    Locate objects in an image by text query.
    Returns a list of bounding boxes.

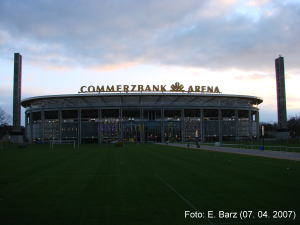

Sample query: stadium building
[21,83,263,144]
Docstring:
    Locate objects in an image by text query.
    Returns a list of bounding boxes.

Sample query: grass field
[0,143,299,225]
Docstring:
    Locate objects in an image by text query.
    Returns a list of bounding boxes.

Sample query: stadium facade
[21,83,263,144]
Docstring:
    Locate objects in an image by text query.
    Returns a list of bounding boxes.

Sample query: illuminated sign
[80,82,220,93]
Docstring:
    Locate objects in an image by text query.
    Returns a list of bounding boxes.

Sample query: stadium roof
[21,92,263,109]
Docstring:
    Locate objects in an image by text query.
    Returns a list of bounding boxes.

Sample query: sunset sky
[0,0,299,125]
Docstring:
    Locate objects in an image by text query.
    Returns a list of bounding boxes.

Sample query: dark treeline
[260,115,300,138]
[287,115,300,137]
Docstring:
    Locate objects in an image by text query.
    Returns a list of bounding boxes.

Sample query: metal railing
[200,143,300,153]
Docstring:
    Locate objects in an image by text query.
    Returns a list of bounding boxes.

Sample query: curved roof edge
[21,92,263,108]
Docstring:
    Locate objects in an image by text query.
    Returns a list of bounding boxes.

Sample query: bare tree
[0,107,11,126]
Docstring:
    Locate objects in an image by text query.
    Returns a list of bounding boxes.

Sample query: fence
[200,143,300,153]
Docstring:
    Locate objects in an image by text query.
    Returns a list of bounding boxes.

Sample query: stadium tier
[21,92,263,144]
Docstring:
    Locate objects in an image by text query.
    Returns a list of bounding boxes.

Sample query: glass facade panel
[121,121,140,142]
[222,120,235,141]
[31,112,42,142]
[238,119,249,137]
[221,109,235,141]
[143,110,161,120]
[164,121,181,142]
[164,110,181,120]
[203,119,219,141]
[44,111,59,143]
[32,123,41,140]
[144,121,161,142]
[44,120,58,141]
[26,125,31,141]
[102,109,119,118]
[122,109,140,120]
[81,122,98,138]
[61,123,78,140]
[100,121,119,143]
[185,121,201,142]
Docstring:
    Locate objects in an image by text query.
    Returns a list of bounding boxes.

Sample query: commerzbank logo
[80,82,220,93]
[170,82,185,91]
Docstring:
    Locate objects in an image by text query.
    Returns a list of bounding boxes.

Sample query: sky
[0,0,300,126]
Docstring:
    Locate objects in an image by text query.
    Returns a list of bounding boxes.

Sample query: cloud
[0,87,13,120]
[90,62,139,72]
[287,96,300,109]
[4,75,12,80]
[0,0,299,74]
[246,0,271,7]
[234,72,273,81]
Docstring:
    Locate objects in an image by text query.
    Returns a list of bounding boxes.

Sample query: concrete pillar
[120,107,123,142]
[140,108,143,143]
[219,108,222,142]
[248,109,252,140]
[256,111,260,139]
[78,109,81,144]
[41,110,44,143]
[30,112,33,143]
[235,108,238,141]
[181,107,185,143]
[161,108,165,142]
[24,113,28,141]
[98,108,101,144]
[200,108,204,142]
[58,109,61,141]
[25,113,29,142]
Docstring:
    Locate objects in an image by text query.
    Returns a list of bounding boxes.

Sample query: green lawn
[0,144,299,225]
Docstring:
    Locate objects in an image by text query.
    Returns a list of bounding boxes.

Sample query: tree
[288,115,300,138]
[260,121,278,132]
[0,107,11,126]
[259,121,277,138]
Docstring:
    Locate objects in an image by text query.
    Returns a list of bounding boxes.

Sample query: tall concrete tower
[11,53,23,143]
[275,55,289,139]
[275,55,287,129]
[13,53,22,132]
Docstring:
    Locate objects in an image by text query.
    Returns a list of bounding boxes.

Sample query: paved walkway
[158,143,300,161]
